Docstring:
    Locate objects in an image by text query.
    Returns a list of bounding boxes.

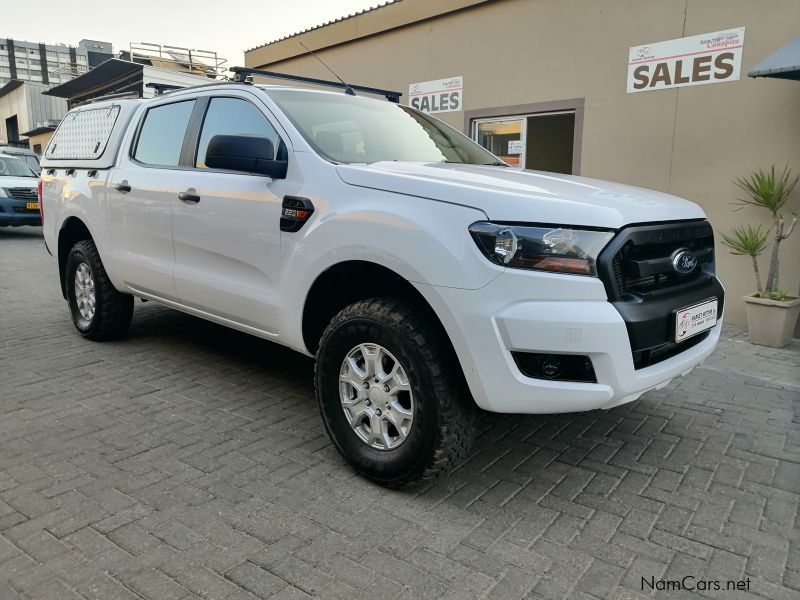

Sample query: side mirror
[205,134,287,179]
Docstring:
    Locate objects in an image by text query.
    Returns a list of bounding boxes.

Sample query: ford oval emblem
[672,248,698,274]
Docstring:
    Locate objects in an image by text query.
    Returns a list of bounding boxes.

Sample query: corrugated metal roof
[21,125,57,138]
[0,79,24,99]
[43,59,143,99]
[246,1,398,52]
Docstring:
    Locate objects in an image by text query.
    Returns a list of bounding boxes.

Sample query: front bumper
[0,198,41,227]
[417,269,722,414]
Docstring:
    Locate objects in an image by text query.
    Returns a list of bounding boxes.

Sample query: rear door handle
[114,181,131,193]
[178,190,200,203]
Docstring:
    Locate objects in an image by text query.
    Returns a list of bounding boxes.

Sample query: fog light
[511,352,597,383]
[540,355,563,378]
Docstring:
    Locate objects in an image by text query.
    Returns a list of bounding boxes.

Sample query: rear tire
[315,298,475,487]
[65,239,133,341]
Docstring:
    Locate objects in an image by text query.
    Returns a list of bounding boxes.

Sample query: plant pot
[742,294,800,348]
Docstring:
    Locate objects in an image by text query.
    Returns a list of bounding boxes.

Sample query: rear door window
[133,100,195,167]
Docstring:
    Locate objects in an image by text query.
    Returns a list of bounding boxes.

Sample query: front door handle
[114,181,131,193]
[178,189,200,203]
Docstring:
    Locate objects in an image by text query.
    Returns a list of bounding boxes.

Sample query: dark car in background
[0,156,41,227]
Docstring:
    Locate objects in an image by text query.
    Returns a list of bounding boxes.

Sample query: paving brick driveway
[1,226,799,600]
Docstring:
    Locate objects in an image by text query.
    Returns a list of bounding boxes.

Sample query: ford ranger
[39,80,724,486]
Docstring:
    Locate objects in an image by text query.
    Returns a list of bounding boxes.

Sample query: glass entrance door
[474,118,524,168]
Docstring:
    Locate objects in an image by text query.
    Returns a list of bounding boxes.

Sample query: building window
[468,101,583,175]
[474,119,524,168]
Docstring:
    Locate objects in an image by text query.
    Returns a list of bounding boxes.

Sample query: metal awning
[43,59,143,99]
[748,34,800,80]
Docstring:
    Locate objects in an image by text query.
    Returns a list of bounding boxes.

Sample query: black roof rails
[145,82,185,95]
[229,66,402,103]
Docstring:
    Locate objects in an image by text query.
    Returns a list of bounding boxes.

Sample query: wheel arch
[301,260,454,360]
[58,217,94,299]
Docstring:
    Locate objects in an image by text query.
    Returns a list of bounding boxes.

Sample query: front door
[171,95,285,334]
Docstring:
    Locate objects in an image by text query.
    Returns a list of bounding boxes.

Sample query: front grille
[596,220,723,369]
[7,187,38,201]
[601,220,715,300]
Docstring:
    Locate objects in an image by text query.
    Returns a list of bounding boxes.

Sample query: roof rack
[145,82,186,95]
[229,66,402,103]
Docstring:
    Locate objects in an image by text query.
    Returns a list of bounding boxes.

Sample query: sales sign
[627,27,745,93]
[409,76,463,113]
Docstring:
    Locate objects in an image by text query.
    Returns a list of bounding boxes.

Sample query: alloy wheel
[339,343,414,450]
[74,262,96,322]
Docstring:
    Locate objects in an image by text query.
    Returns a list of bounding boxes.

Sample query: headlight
[468,222,614,276]
[0,188,8,198]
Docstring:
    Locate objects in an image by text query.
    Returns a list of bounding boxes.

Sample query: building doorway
[469,104,580,174]
[5,115,19,143]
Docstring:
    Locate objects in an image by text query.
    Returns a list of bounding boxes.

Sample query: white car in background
[0,155,41,227]
[0,146,40,175]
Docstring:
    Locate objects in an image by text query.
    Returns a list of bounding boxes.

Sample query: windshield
[267,90,505,166]
[0,156,37,178]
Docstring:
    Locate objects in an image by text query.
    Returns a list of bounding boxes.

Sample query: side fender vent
[281,196,315,233]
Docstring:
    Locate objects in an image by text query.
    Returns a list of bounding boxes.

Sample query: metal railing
[128,42,227,78]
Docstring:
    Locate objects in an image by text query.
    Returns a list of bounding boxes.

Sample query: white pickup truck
[40,80,724,486]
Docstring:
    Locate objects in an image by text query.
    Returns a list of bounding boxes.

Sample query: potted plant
[721,165,799,347]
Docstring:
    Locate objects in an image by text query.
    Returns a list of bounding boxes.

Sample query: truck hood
[0,176,38,189]
[336,162,705,229]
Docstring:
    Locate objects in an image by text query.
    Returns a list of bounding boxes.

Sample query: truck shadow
[124,301,651,486]
[0,226,43,239]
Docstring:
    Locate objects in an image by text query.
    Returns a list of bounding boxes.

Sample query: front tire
[65,239,133,340]
[315,298,475,487]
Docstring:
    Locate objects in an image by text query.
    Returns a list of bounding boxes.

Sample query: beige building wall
[0,85,30,144]
[0,82,67,146]
[25,130,54,154]
[247,0,800,327]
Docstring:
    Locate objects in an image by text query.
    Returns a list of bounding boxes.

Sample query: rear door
[108,98,196,300]
[170,93,287,334]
